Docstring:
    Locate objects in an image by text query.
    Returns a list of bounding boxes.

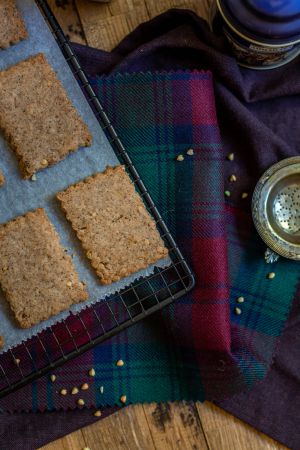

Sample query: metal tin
[252,157,300,261]
[213,0,300,69]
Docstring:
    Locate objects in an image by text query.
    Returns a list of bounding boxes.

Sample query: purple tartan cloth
[2,9,300,450]
[71,10,300,449]
[219,292,300,450]
[0,407,118,450]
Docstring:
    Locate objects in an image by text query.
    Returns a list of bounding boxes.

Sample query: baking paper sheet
[0,0,169,353]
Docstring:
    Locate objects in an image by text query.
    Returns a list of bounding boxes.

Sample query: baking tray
[0,0,195,399]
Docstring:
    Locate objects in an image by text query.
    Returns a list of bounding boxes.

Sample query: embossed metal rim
[252,157,300,260]
[216,0,300,47]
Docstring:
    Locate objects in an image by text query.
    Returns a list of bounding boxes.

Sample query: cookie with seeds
[57,166,168,285]
[0,53,92,178]
[0,208,88,328]
[0,0,28,49]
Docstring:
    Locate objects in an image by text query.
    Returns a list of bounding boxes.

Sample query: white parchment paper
[0,0,169,353]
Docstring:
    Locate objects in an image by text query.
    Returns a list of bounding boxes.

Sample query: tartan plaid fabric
[0,70,298,412]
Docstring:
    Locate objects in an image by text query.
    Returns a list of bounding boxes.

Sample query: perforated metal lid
[252,157,300,260]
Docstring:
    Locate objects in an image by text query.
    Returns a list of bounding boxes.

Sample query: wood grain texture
[81,404,156,449]
[108,0,146,16]
[143,402,209,449]
[197,403,287,450]
[47,0,86,44]
[39,2,286,450]
[75,0,211,50]
[40,402,286,450]
[83,14,131,50]
[41,429,86,450]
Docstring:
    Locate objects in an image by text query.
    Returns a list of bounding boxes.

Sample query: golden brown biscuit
[57,166,168,285]
[0,208,88,328]
[0,53,92,178]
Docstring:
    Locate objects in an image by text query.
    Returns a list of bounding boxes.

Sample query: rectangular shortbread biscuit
[0,170,5,186]
[0,53,92,178]
[0,0,28,49]
[57,166,168,285]
[0,208,88,328]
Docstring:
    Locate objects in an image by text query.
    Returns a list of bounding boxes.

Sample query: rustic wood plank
[76,3,149,51]
[39,402,208,450]
[143,402,209,450]
[40,429,86,450]
[76,0,111,26]
[84,14,131,50]
[145,0,174,18]
[39,402,287,450]
[108,0,147,16]
[197,402,287,450]
[146,0,210,19]
[125,6,150,33]
[80,405,156,450]
[47,0,86,44]
[172,0,212,19]
[76,0,211,51]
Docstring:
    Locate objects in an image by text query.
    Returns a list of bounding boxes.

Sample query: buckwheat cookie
[0,0,28,49]
[57,165,168,285]
[0,53,92,178]
[0,208,88,328]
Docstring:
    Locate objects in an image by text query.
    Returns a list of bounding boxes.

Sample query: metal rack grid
[0,0,195,400]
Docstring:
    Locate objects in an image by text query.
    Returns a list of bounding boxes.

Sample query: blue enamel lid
[218,0,300,43]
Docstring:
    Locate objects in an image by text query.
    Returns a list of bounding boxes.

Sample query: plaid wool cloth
[0,70,298,412]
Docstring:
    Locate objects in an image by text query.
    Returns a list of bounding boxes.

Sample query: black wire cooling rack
[0,0,195,400]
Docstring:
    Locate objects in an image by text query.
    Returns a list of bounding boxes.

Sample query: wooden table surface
[39,1,287,449]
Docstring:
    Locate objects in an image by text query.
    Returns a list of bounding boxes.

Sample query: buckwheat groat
[0,208,88,328]
[0,0,28,49]
[57,166,168,285]
[0,53,92,178]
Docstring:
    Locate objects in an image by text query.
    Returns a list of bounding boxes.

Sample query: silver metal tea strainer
[252,157,300,263]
